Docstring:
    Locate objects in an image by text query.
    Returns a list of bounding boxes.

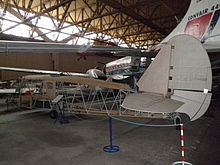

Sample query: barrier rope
[111,116,180,127]
[72,113,193,127]
[110,116,192,164]
[72,113,108,122]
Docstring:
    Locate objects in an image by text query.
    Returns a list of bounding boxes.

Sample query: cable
[72,113,108,123]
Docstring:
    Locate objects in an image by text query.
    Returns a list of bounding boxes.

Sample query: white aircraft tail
[157,0,220,52]
[122,34,212,121]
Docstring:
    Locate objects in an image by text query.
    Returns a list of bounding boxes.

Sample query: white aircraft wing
[0,40,138,54]
[0,88,16,94]
[203,42,220,53]
[0,66,89,77]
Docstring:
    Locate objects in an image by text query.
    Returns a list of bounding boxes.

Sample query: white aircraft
[121,0,220,122]
[156,0,220,53]
[0,0,219,122]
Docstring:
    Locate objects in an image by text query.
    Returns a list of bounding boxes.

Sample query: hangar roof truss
[0,0,190,49]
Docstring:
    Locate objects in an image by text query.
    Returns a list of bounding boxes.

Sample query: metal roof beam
[2,2,52,42]
[0,0,74,33]
[121,31,155,38]
[100,0,169,36]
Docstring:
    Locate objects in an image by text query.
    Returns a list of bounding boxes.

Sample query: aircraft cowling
[86,69,107,80]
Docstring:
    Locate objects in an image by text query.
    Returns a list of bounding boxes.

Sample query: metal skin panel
[121,92,183,113]
[137,45,172,95]
[157,0,220,53]
[172,90,212,121]
[168,34,212,92]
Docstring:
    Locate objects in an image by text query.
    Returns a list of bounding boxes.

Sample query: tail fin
[157,0,220,51]
[138,34,212,94]
[128,34,212,121]
[137,44,172,96]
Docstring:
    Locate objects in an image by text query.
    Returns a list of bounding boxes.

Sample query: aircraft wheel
[49,110,58,119]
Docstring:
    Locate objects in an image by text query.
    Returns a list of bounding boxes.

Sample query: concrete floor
[0,99,220,165]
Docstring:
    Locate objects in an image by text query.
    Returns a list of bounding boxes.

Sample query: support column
[0,70,2,81]
[51,53,60,71]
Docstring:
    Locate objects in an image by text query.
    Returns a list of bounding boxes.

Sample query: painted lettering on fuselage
[185,3,220,40]
[188,8,208,21]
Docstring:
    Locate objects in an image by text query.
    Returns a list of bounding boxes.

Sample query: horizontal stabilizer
[121,92,183,113]
[172,90,212,121]
[122,34,212,121]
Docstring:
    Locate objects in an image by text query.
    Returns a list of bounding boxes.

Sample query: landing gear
[49,95,69,124]
[49,110,58,119]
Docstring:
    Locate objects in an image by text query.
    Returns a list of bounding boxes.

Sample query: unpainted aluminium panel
[121,92,183,113]
[172,90,212,121]
[168,34,212,91]
[137,44,171,95]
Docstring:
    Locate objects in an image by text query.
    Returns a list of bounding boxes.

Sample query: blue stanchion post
[103,116,120,153]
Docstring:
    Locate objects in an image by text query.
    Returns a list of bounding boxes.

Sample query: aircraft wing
[114,50,157,57]
[24,75,130,90]
[0,40,156,58]
[0,88,16,94]
[0,40,138,54]
[0,66,89,77]
[203,42,220,53]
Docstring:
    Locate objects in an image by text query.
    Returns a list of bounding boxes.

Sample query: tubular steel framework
[0,0,190,49]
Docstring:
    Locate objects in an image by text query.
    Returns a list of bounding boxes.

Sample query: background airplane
[156,0,220,53]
